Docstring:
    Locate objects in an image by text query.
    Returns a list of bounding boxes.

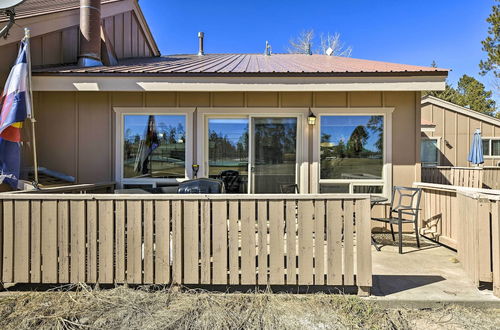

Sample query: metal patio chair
[280,183,299,194]
[371,186,422,254]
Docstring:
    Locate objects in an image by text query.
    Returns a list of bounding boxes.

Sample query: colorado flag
[0,39,31,188]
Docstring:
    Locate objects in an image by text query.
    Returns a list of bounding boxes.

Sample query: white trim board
[32,75,447,92]
[422,95,500,127]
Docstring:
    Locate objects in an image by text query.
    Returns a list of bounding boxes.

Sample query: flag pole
[24,28,39,184]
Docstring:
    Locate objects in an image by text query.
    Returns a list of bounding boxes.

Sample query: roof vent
[78,0,103,67]
[198,32,204,56]
[264,41,272,56]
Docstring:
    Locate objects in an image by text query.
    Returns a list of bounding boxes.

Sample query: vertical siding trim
[75,93,79,182]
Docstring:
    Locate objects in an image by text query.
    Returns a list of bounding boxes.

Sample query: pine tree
[480,0,500,78]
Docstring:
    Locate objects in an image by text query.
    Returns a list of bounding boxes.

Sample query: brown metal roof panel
[0,0,120,22]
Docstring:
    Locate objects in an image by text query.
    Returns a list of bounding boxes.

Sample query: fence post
[356,198,372,296]
[492,200,500,298]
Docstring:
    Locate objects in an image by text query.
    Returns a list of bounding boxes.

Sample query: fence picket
[30,201,41,283]
[14,201,29,283]
[155,200,170,284]
[269,200,285,285]
[70,200,86,283]
[327,200,342,285]
[240,200,256,285]
[343,201,354,286]
[200,200,211,284]
[114,200,125,283]
[213,200,228,285]
[285,200,297,285]
[41,201,57,283]
[298,200,314,285]
[257,200,268,285]
[87,200,98,283]
[126,200,142,284]
[314,200,325,285]
[143,201,154,284]
[228,200,239,285]
[99,200,114,284]
[183,200,199,284]
[57,201,69,283]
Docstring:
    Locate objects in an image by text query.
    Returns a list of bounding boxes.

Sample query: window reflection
[320,116,384,180]
[208,118,249,193]
[123,115,186,178]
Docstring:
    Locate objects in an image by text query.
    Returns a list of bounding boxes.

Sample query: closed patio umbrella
[467,128,484,166]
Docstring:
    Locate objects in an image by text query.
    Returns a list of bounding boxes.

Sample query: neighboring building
[421,95,500,167]
[0,0,449,198]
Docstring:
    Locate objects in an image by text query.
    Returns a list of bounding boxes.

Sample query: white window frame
[421,136,441,167]
[196,108,310,193]
[482,137,500,158]
[311,107,394,197]
[114,107,195,188]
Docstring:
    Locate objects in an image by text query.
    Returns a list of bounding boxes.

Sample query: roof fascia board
[422,95,500,127]
[131,0,160,56]
[0,0,134,47]
[32,75,446,92]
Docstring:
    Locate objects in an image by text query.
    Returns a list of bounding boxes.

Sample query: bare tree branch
[288,29,352,56]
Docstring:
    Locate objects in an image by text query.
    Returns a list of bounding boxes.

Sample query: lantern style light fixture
[307,111,317,125]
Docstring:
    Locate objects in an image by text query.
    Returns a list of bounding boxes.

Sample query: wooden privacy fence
[414,182,500,298]
[0,194,373,295]
[415,182,459,249]
[421,166,500,189]
[457,190,500,298]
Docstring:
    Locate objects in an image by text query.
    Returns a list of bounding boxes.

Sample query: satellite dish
[0,0,26,10]
[0,0,26,39]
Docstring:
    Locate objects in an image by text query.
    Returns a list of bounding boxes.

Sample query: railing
[421,167,500,189]
[414,182,500,298]
[0,194,373,295]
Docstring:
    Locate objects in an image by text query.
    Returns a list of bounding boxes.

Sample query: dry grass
[0,285,498,329]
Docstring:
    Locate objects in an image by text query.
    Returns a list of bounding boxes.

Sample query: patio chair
[177,178,225,194]
[218,170,241,193]
[280,183,299,194]
[371,186,422,254]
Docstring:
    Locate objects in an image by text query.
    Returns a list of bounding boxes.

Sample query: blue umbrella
[468,128,484,166]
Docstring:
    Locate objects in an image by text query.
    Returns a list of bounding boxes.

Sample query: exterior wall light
[307,112,317,125]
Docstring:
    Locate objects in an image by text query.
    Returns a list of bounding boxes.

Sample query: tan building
[421,95,500,167]
[1,0,448,199]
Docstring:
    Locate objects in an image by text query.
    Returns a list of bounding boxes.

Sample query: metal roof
[33,53,449,76]
[0,0,120,22]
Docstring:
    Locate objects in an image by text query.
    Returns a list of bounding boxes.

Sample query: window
[482,138,500,157]
[115,108,194,187]
[319,114,387,194]
[421,138,439,167]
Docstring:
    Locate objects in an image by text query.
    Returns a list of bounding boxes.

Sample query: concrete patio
[368,233,500,307]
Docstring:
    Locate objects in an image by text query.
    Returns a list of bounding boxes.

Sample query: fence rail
[421,167,500,189]
[0,194,372,295]
[5,182,116,194]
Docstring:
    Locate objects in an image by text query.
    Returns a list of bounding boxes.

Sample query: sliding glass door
[251,117,297,193]
[207,116,298,193]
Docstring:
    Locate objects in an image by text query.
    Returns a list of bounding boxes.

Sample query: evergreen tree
[456,74,496,115]
[480,0,500,78]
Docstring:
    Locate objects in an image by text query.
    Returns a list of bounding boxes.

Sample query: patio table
[370,195,388,251]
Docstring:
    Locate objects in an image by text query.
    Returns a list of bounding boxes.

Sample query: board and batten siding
[0,10,153,87]
[32,91,421,194]
[421,103,500,167]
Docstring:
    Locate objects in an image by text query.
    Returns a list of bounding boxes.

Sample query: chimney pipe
[78,0,103,67]
[198,32,204,56]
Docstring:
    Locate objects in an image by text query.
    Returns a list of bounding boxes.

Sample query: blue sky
[140,0,497,99]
